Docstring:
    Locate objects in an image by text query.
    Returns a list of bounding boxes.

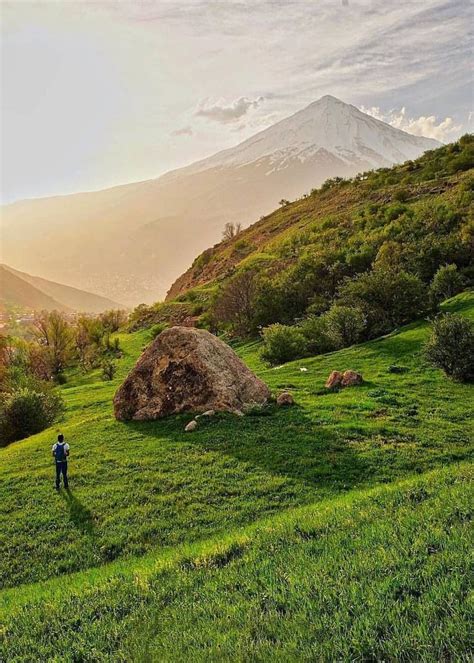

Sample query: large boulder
[114,327,270,421]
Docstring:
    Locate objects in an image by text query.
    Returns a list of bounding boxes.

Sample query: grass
[1,464,472,661]
[0,292,473,660]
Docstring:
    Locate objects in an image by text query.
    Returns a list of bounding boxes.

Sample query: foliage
[338,269,428,338]
[321,304,366,349]
[212,270,258,336]
[299,315,334,355]
[424,313,474,382]
[429,264,464,306]
[260,323,307,365]
[99,309,127,333]
[33,310,74,377]
[101,359,117,381]
[0,385,64,445]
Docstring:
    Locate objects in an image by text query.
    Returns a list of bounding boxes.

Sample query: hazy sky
[1,0,472,203]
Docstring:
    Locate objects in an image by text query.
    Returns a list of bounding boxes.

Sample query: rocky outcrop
[114,327,270,421]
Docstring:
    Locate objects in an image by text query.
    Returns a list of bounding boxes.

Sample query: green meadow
[1,292,473,661]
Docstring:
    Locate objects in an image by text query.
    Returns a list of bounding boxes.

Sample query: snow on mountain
[185,95,440,173]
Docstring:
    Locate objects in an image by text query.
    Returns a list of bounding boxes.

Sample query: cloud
[360,105,461,143]
[195,96,265,124]
[171,126,193,137]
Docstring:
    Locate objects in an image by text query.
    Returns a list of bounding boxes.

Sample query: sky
[1,0,472,204]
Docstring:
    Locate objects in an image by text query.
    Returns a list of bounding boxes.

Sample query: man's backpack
[55,442,66,462]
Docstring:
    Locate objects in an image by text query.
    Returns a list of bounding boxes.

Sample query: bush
[424,314,474,382]
[101,359,117,381]
[338,269,427,338]
[261,324,307,365]
[429,264,464,306]
[321,305,366,349]
[0,386,64,445]
[299,316,334,355]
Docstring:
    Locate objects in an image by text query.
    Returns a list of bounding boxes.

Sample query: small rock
[299,367,308,372]
[341,370,363,387]
[277,391,294,407]
[185,420,198,432]
[325,371,343,389]
[201,409,215,417]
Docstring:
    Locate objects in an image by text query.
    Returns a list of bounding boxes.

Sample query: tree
[338,269,427,338]
[424,314,474,382]
[101,359,117,381]
[100,309,127,333]
[429,264,464,306]
[222,222,242,242]
[261,323,307,365]
[212,270,258,336]
[33,311,74,377]
[0,386,64,445]
[322,305,366,349]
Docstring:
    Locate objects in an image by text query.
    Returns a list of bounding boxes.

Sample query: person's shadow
[60,489,95,535]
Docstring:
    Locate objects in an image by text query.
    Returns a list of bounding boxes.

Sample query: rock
[325,371,343,389]
[341,370,363,387]
[276,391,294,407]
[185,420,198,432]
[201,409,215,417]
[114,327,270,421]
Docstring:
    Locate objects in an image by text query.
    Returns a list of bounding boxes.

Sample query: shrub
[338,269,427,338]
[0,386,64,445]
[321,305,366,349]
[424,314,474,382]
[101,359,117,381]
[429,264,464,306]
[299,316,334,355]
[261,324,307,365]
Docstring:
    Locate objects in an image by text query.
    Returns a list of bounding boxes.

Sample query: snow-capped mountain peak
[189,95,440,173]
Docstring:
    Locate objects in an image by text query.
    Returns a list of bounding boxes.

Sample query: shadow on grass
[60,489,95,535]
[123,404,370,496]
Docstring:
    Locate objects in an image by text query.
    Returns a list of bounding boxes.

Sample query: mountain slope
[2,265,122,313]
[166,135,471,300]
[0,266,70,312]
[0,97,439,305]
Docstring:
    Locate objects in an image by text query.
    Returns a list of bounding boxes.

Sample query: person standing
[52,433,70,490]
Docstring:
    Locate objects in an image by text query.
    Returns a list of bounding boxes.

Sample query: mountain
[165,135,472,303]
[0,265,122,313]
[0,266,70,313]
[0,96,440,305]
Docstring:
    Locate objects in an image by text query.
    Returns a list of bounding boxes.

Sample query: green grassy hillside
[1,293,473,660]
[166,136,473,303]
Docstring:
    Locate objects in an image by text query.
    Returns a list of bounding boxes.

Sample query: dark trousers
[55,461,68,489]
